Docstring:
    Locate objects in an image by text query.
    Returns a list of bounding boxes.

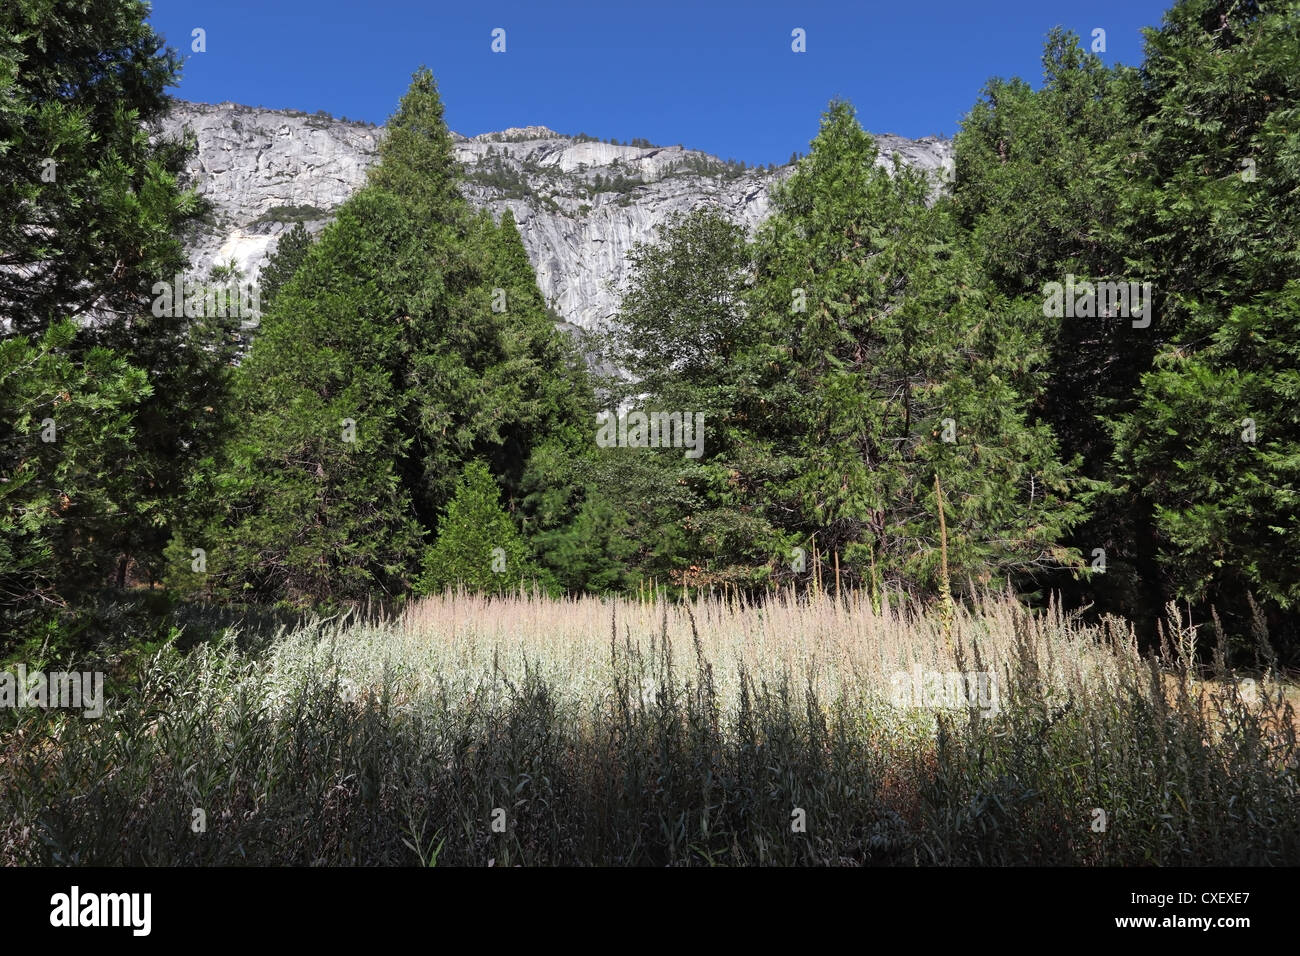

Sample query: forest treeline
[2,0,1297,663]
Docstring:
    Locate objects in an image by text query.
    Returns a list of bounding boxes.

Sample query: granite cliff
[159,101,953,332]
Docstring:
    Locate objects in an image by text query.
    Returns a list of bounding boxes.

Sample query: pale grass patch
[3,589,1295,865]
[253,588,1147,733]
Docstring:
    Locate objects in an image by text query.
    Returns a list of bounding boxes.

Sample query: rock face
[159,101,953,332]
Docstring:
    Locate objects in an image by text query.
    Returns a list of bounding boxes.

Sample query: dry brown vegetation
[1,590,1296,865]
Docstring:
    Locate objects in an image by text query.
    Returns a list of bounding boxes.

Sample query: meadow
[1,590,1296,866]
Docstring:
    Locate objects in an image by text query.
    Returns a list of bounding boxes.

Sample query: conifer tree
[950,29,1154,618]
[1121,0,1300,312]
[416,460,552,595]
[0,0,201,333]
[1109,0,1300,651]
[472,207,590,497]
[257,222,315,311]
[1,0,215,614]
[1,322,147,649]
[747,101,1083,595]
[947,3,1300,648]
[1112,282,1300,649]
[203,189,425,606]
[201,68,590,605]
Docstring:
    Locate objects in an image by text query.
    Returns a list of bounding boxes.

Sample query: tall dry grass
[1,590,1296,865]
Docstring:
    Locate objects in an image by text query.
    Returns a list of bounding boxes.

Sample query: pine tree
[1106,0,1300,653]
[747,100,1083,595]
[257,222,315,311]
[950,29,1156,619]
[1112,282,1300,651]
[416,461,551,595]
[202,188,425,606]
[201,68,590,606]
[519,442,639,594]
[1,0,219,604]
[474,207,590,497]
[201,68,474,605]
[944,2,1300,649]
[1122,0,1300,311]
[0,0,202,333]
[1,322,148,650]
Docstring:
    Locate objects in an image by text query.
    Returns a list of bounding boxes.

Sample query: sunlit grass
[1,590,1296,865]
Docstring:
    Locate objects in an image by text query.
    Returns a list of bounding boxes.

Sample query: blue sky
[147,0,1173,166]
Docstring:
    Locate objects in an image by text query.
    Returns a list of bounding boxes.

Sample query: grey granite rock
[158,101,953,332]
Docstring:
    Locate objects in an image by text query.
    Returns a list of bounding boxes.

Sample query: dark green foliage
[603,104,1084,596]
[256,222,314,311]
[462,155,535,200]
[751,102,1085,595]
[598,208,787,586]
[416,460,552,595]
[951,29,1158,619]
[4,0,1300,867]
[0,0,202,333]
[1122,0,1300,310]
[612,209,751,402]
[0,0,216,638]
[950,3,1300,650]
[528,487,639,593]
[1102,0,1300,653]
[0,322,147,650]
[1112,283,1300,650]
[953,30,1133,295]
[6,0,1296,666]
[200,185,435,606]
[200,69,590,606]
[587,170,642,195]
[475,208,591,495]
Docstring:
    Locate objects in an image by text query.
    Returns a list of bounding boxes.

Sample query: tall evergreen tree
[1112,282,1300,656]
[1109,0,1300,652]
[257,222,315,312]
[0,0,201,332]
[201,189,425,606]
[948,3,1300,650]
[416,460,552,595]
[0,322,147,650]
[201,69,590,606]
[1120,0,1300,312]
[472,207,590,500]
[747,101,1083,595]
[1,0,216,616]
[950,30,1159,620]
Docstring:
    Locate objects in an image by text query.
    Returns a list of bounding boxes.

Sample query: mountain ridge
[160,100,954,332]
